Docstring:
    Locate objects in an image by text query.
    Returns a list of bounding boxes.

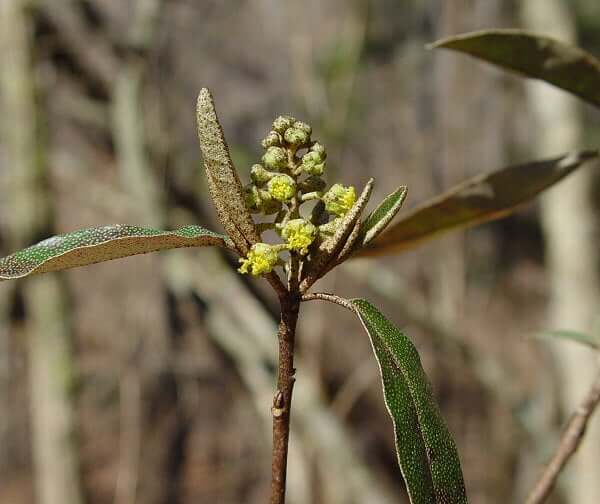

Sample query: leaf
[359,185,408,247]
[356,151,598,257]
[0,224,230,281]
[430,29,600,108]
[536,329,599,350]
[196,88,260,254]
[352,299,467,504]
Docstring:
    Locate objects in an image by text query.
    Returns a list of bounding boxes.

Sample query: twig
[271,294,300,504]
[526,365,600,504]
[301,292,354,311]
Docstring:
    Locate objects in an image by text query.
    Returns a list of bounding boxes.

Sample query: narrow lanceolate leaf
[356,151,598,257]
[430,30,600,108]
[0,224,230,280]
[537,329,599,350]
[196,88,260,254]
[358,185,408,247]
[352,299,467,504]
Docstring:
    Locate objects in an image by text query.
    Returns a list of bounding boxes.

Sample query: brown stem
[271,294,300,504]
[526,365,600,504]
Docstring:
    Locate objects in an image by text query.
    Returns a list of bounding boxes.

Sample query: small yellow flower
[268,174,296,202]
[323,184,356,216]
[238,243,280,276]
[282,219,317,255]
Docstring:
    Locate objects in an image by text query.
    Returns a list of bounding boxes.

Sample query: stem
[271,294,300,504]
[526,365,600,504]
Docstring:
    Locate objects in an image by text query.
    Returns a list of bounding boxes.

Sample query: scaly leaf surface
[352,299,468,504]
[430,29,600,108]
[0,224,229,280]
[357,151,597,257]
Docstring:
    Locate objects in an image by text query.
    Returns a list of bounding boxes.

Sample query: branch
[526,365,600,504]
[301,292,354,311]
[271,294,300,504]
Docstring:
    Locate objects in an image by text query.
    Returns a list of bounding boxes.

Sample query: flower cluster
[239,115,356,276]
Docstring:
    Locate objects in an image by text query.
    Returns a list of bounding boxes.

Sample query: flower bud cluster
[238,115,356,276]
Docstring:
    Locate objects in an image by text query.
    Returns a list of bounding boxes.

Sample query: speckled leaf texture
[0,224,229,280]
[196,88,260,255]
[356,151,597,257]
[430,29,600,109]
[352,299,467,504]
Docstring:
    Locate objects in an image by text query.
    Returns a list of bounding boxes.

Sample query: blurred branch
[526,364,600,504]
[112,0,165,226]
[0,2,84,504]
[36,0,118,95]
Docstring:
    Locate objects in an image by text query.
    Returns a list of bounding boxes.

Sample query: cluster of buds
[239,115,357,276]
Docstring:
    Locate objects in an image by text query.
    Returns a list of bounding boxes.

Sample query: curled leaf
[0,224,230,280]
[352,299,468,504]
[430,29,600,108]
[356,151,598,257]
[196,88,260,254]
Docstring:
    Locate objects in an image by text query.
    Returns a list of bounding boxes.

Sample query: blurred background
[1,1,600,503]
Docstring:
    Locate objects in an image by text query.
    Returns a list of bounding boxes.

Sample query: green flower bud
[238,243,280,276]
[284,127,310,147]
[243,184,262,212]
[250,164,273,185]
[323,184,356,216]
[272,115,295,134]
[267,174,296,202]
[262,146,288,170]
[318,218,341,236]
[299,175,326,193]
[261,131,281,149]
[293,121,312,135]
[311,142,326,157]
[257,190,283,214]
[281,219,317,255]
[301,151,326,176]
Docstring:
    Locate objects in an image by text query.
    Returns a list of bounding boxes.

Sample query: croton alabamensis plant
[2,30,600,504]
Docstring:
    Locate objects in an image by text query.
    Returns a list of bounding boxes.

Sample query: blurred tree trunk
[522,1,600,503]
[0,1,84,504]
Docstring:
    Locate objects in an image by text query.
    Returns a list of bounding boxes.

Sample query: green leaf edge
[359,185,408,247]
[0,224,231,281]
[351,298,468,504]
[535,329,599,350]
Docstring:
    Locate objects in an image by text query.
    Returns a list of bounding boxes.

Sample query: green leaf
[536,329,599,350]
[352,299,467,504]
[0,224,230,281]
[358,185,408,247]
[356,151,597,257]
[196,88,260,254]
[430,29,600,108]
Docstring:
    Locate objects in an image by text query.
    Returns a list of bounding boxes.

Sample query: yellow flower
[238,243,280,276]
[282,219,317,255]
[268,175,296,202]
[323,184,356,216]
